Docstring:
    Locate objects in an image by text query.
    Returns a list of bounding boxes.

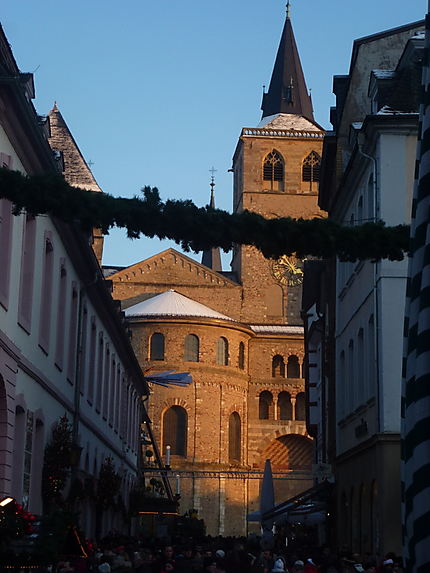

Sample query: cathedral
[109,9,325,536]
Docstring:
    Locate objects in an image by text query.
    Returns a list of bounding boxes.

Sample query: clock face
[271,255,304,287]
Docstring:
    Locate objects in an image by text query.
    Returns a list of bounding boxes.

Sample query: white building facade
[306,22,424,556]
[0,25,147,537]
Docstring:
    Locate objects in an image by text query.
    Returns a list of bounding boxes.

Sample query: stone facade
[109,14,325,536]
[110,128,323,535]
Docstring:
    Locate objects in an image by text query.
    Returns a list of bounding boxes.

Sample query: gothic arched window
[163,406,187,456]
[278,391,293,420]
[263,151,284,186]
[302,151,321,183]
[272,355,285,377]
[150,332,165,361]
[228,412,241,463]
[216,337,229,366]
[287,355,300,378]
[238,342,245,370]
[184,334,199,362]
[259,391,273,420]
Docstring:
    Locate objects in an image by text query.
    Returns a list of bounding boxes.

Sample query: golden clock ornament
[271,255,304,287]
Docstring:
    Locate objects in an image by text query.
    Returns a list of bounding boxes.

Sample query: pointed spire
[209,174,215,209]
[48,104,101,191]
[261,7,314,120]
[48,103,105,264]
[201,169,222,272]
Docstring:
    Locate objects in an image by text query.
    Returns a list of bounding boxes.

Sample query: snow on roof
[250,325,304,335]
[124,289,236,322]
[372,69,395,79]
[377,105,419,116]
[257,114,321,132]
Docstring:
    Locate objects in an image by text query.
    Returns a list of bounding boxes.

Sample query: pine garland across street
[0,168,409,261]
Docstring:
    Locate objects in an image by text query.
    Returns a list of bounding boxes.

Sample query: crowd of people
[55,534,405,573]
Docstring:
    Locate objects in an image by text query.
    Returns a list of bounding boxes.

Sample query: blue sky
[1,1,427,268]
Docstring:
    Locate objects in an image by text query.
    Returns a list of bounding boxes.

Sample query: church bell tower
[231,4,324,324]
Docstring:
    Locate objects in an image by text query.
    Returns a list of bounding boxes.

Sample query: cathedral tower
[110,6,322,536]
[231,7,324,324]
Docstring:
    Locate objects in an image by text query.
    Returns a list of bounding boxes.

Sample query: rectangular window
[0,152,13,169]
[66,284,79,383]
[22,411,34,510]
[119,377,127,439]
[39,234,54,353]
[95,334,104,413]
[102,346,110,420]
[18,215,37,331]
[87,318,97,404]
[54,261,67,369]
[0,199,14,309]
[80,306,88,396]
[114,366,121,432]
[108,357,116,426]
[126,385,132,446]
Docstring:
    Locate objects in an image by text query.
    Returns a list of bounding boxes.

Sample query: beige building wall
[110,122,323,536]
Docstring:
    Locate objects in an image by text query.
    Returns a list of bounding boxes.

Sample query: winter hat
[215,550,225,559]
[354,565,365,573]
[98,564,111,573]
[294,560,305,567]
[272,558,286,572]
[383,558,394,565]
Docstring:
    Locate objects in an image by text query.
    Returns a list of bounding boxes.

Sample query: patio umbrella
[260,459,275,548]
[402,3,430,570]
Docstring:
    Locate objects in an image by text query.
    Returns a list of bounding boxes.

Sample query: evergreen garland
[0,168,410,261]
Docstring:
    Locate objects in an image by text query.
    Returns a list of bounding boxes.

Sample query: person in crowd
[203,555,217,573]
[154,545,176,573]
[260,548,275,573]
[304,557,318,573]
[175,546,196,573]
[271,558,287,573]
[292,560,305,573]
[214,558,227,573]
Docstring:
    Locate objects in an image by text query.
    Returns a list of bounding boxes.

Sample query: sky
[1,1,427,269]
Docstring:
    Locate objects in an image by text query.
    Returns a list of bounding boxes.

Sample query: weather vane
[209,166,217,186]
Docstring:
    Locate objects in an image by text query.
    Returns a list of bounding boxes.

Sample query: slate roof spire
[261,4,314,121]
[48,103,105,264]
[48,103,102,192]
[201,172,222,272]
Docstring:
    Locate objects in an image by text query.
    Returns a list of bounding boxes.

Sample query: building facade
[304,21,423,557]
[109,11,325,536]
[0,25,151,538]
